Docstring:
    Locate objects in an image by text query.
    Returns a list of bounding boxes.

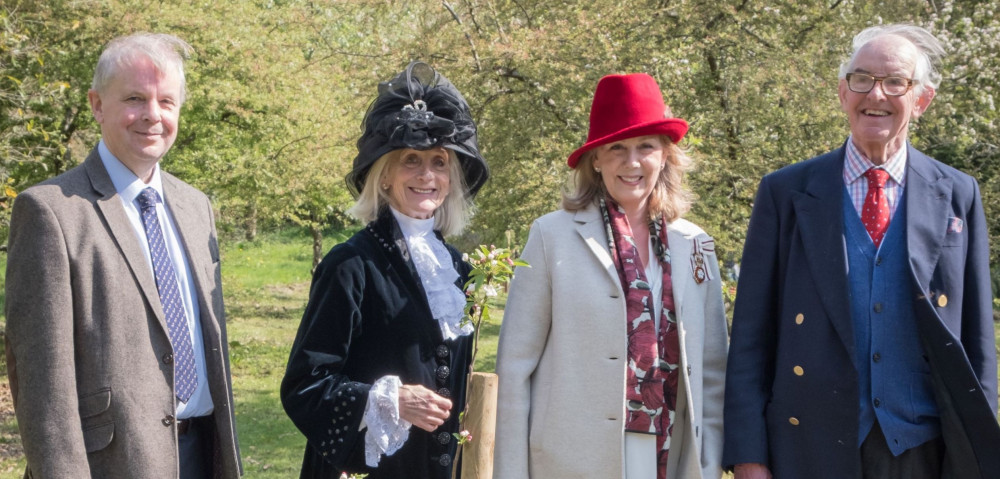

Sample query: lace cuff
[363,376,412,467]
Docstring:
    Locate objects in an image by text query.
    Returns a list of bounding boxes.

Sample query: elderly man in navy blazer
[723,24,1000,479]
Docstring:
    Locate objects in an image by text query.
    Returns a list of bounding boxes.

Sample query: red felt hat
[567,73,688,168]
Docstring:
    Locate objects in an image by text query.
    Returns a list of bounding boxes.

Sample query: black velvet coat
[281,210,472,479]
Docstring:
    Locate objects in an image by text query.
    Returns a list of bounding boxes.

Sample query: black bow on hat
[347,62,489,197]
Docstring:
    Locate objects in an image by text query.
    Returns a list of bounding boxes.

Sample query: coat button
[438,454,452,467]
[788,417,800,426]
[162,415,175,427]
[873,303,883,313]
[873,398,881,407]
[436,365,450,380]
[793,366,804,376]
[937,294,948,307]
[437,388,451,398]
[436,345,450,358]
[795,313,804,325]
[873,353,881,362]
[162,353,173,365]
[437,431,451,444]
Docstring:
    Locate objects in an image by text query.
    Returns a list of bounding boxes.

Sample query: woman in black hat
[281,62,488,479]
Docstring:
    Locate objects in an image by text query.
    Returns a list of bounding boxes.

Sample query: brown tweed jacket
[4,148,242,478]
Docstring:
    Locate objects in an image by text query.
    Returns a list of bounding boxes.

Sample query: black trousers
[861,421,944,479]
[178,414,214,479]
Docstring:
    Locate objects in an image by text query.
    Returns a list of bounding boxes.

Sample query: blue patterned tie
[136,187,198,402]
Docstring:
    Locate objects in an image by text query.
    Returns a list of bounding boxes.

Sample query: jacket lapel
[666,226,691,316]
[86,149,167,330]
[162,175,221,339]
[370,210,443,341]
[790,148,855,360]
[904,146,951,291]
[574,204,623,293]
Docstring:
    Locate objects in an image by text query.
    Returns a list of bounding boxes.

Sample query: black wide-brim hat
[347,62,489,197]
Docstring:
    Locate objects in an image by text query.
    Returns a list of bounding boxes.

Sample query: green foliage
[0,1,109,242]
[1,0,999,272]
[462,245,528,372]
[919,2,1000,265]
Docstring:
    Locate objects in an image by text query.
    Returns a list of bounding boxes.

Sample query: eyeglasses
[845,73,914,97]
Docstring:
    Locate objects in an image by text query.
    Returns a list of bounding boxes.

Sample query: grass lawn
[0,227,504,477]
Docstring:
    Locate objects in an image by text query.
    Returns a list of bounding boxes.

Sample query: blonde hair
[562,135,693,222]
[348,149,473,236]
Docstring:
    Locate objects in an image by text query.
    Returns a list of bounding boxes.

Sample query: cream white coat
[494,204,728,479]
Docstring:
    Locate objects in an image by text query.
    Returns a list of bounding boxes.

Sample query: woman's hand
[398,384,453,432]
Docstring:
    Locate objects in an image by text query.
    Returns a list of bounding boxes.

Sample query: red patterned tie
[862,168,891,248]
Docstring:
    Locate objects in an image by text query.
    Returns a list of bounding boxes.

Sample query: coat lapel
[666,226,691,316]
[369,210,444,342]
[790,148,855,360]
[162,175,221,339]
[86,150,167,329]
[573,204,622,293]
[905,146,952,291]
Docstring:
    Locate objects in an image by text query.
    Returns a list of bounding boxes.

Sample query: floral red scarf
[600,196,680,479]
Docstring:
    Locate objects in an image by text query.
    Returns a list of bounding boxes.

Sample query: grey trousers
[861,421,944,479]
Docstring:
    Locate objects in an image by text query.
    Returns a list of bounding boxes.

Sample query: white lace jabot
[391,208,472,340]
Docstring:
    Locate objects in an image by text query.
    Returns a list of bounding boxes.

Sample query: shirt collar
[390,206,435,239]
[843,136,907,185]
[98,140,165,204]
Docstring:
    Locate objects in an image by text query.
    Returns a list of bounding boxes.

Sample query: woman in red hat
[494,73,727,479]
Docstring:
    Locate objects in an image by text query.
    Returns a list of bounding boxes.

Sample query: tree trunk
[457,372,498,479]
[311,224,323,274]
[245,201,258,241]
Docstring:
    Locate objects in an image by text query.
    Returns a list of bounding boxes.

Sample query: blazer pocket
[82,421,114,453]
[942,233,965,248]
[78,387,111,419]
[942,217,966,247]
[78,387,114,453]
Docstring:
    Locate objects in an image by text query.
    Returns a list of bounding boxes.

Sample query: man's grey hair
[91,33,193,103]
[838,24,946,95]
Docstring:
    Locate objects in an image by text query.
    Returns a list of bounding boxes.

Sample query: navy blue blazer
[722,143,1000,478]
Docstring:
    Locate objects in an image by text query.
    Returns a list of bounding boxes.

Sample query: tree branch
[443,0,482,71]
[269,135,313,162]
[510,0,533,29]
[495,66,569,126]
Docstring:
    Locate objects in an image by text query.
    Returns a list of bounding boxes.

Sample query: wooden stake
[457,372,498,479]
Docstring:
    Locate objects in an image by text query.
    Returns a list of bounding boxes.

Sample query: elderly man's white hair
[91,33,193,103]
[838,24,946,95]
